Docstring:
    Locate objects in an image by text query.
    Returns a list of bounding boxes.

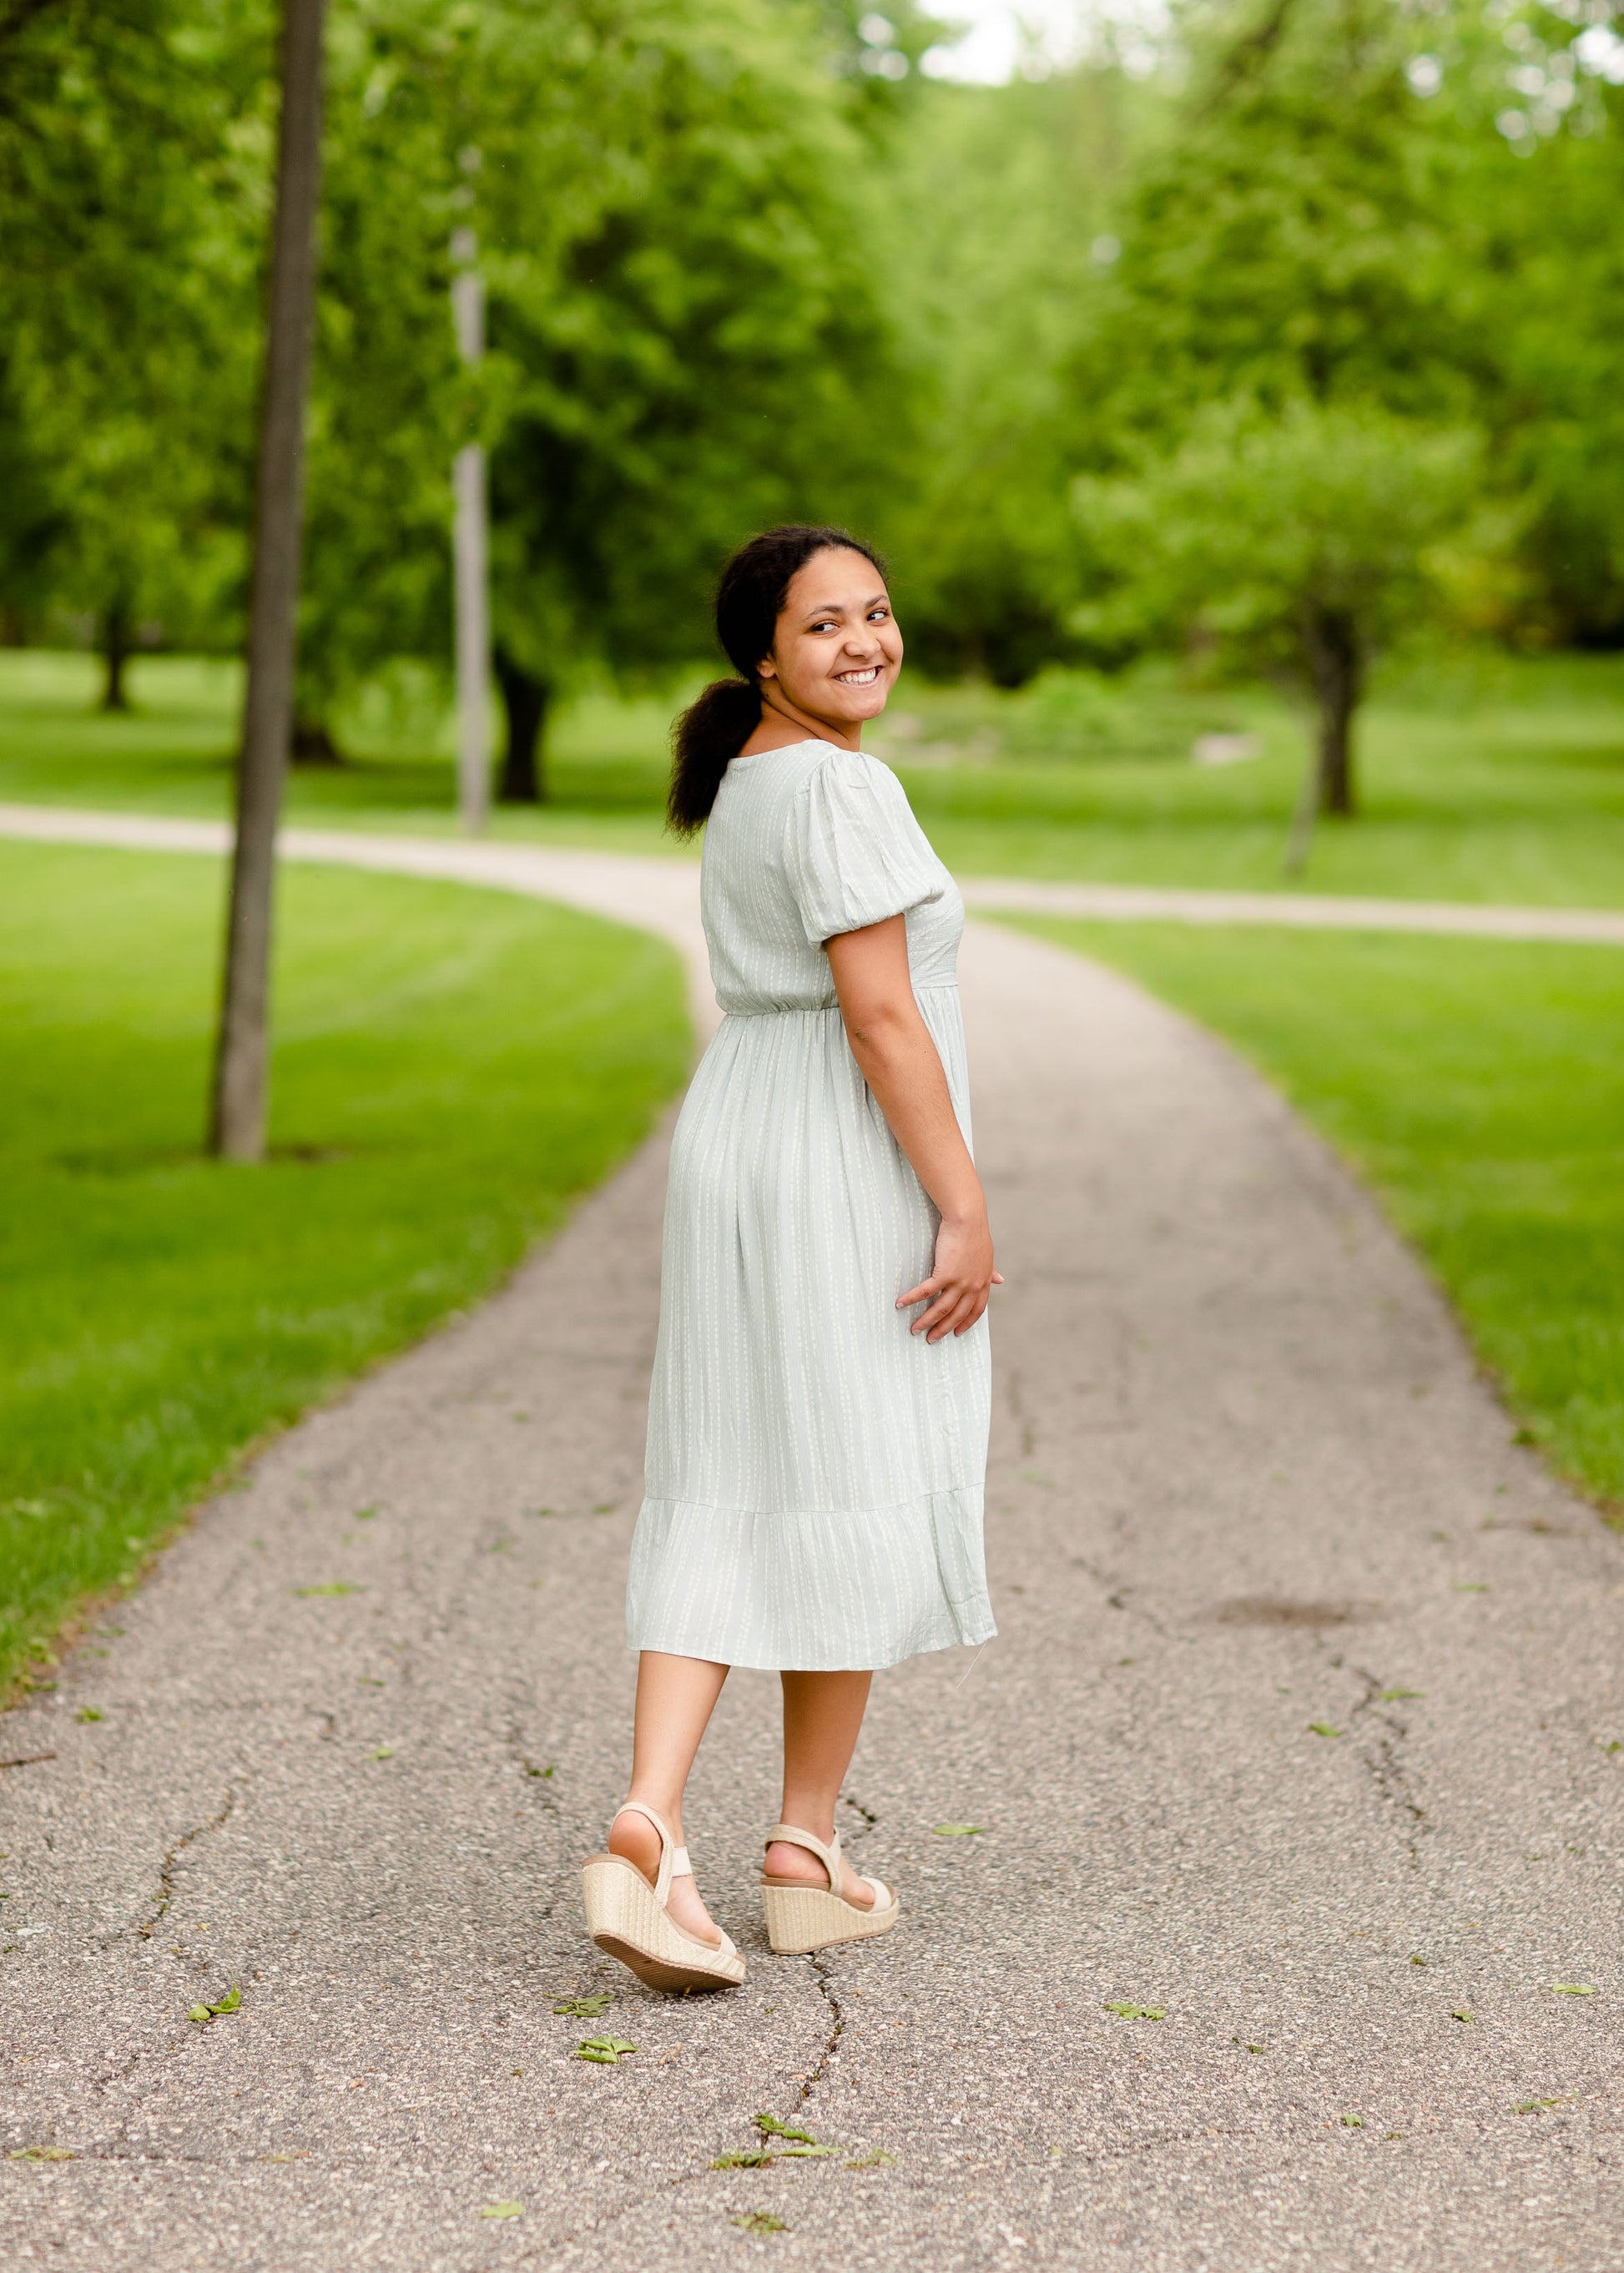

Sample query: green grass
[1009,918,1624,1511]
[0,840,688,1691]
[3,646,1622,903]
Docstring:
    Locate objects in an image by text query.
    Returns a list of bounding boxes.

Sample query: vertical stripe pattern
[626,741,996,1672]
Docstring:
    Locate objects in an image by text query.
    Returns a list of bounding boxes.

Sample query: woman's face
[758,547,903,730]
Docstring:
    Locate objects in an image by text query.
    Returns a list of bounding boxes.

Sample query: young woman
[580,526,998,1990]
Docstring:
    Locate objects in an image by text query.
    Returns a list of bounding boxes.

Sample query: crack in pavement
[1344,1661,1429,1868]
[134,1774,245,1942]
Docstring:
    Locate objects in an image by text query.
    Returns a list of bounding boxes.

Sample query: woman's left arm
[825,913,1001,1343]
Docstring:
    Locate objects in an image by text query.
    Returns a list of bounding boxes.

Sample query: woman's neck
[740,688,862,756]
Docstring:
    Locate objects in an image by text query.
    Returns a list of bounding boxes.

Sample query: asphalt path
[3,828,1622,2272]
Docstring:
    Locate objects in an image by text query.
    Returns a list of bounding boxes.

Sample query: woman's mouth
[836,666,880,688]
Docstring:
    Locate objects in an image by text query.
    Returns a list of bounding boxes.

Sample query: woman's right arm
[825,912,1000,1343]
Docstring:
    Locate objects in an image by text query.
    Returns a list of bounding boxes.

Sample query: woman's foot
[608,1807,724,1947]
[764,1833,876,1910]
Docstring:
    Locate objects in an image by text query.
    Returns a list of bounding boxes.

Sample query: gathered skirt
[626,985,995,1671]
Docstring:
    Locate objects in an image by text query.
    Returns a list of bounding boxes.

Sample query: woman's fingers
[895,1277,937,1311]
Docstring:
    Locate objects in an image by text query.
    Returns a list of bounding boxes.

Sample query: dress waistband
[719,981,961,1021]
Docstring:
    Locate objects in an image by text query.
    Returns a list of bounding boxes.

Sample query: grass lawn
[1009,918,1624,1514]
[3,646,1622,905]
[0,840,688,1693]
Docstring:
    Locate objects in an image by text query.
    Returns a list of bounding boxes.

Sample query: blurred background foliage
[3,0,1622,794]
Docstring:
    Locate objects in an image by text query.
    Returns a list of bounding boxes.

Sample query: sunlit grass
[0,840,688,1690]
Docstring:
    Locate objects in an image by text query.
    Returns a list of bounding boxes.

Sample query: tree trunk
[494,648,549,804]
[99,599,133,713]
[209,0,326,1164]
[291,711,343,764]
[1304,604,1362,818]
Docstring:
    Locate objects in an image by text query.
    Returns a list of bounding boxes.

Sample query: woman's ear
[756,652,778,683]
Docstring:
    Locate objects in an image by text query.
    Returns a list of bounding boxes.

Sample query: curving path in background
[2,809,1622,2272]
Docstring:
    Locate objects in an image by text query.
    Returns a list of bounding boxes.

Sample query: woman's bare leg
[764,1670,876,1908]
[608,1651,729,1944]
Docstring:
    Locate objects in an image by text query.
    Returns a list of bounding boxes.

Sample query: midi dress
[625,738,996,1671]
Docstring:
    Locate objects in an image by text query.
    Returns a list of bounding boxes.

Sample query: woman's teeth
[838,667,880,686]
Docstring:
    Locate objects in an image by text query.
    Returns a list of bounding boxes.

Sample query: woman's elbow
[841,998,918,1056]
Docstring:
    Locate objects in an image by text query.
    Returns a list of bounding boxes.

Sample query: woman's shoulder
[791,741,909,804]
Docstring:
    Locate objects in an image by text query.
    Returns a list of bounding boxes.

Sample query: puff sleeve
[784,749,945,947]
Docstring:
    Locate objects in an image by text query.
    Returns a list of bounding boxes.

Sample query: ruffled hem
[625,1485,996,1672]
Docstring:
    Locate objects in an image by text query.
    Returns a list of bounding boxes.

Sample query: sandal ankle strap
[613,1799,693,1905]
[764,1821,842,1892]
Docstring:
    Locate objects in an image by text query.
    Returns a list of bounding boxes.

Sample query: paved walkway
[3,801,1624,946]
[3,819,1622,2271]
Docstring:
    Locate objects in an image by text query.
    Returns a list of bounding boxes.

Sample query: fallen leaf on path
[711,2150,775,2169]
[845,2149,896,2169]
[293,1583,359,1597]
[1410,1954,1426,1966]
[1551,1983,1596,1996]
[933,1825,986,1837]
[1308,1722,1343,1740]
[1516,2098,1569,2113]
[553,1993,613,2018]
[1451,2009,1474,2023]
[755,2114,817,2143]
[354,1505,380,1521]
[369,1747,395,1761]
[1104,2002,1166,2020]
[479,2201,523,2219]
[1452,1583,1489,1594]
[1341,2114,1362,2128]
[74,1707,103,1723]
[189,1983,241,2023]
[1379,1688,1424,1701]
[777,2144,839,2158]
[577,2034,636,2063]
[732,2213,788,2234]
[527,1764,556,1778]
[8,2147,74,2161]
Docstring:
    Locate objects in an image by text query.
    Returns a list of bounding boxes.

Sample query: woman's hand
[897,1212,1003,1343]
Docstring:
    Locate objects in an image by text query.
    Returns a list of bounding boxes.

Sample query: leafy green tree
[484,0,904,799]
[1075,0,1471,441]
[0,0,263,696]
[875,58,1157,683]
[1075,399,1482,833]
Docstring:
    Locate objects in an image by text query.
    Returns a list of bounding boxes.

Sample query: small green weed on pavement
[0,840,688,1691]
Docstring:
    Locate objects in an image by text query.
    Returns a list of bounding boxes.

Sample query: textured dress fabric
[625,738,996,1671]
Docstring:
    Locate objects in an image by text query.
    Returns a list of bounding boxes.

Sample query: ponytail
[668,678,760,834]
[666,523,885,836]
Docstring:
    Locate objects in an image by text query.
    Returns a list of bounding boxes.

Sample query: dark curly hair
[667,524,885,834]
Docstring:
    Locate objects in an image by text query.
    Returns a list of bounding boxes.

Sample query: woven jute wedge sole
[581,1853,745,1992]
[760,1877,900,1957]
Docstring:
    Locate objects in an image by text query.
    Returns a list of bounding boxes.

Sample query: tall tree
[1076,399,1482,834]
[0,0,263,685]
[210,0,326,1162]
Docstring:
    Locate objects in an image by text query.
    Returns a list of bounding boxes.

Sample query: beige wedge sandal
[760,1822,900,1956]
[581,1801,746,1992]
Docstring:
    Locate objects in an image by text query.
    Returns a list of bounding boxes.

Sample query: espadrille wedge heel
[581,1801,745,1993]
[760,1822,900,1956]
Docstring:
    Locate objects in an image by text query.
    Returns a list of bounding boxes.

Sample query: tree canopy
[5,0,1623,779]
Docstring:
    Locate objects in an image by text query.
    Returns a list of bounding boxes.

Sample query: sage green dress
[625,739,995,1671]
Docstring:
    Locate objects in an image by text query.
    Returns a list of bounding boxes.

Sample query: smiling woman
[581,527,998,1993]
